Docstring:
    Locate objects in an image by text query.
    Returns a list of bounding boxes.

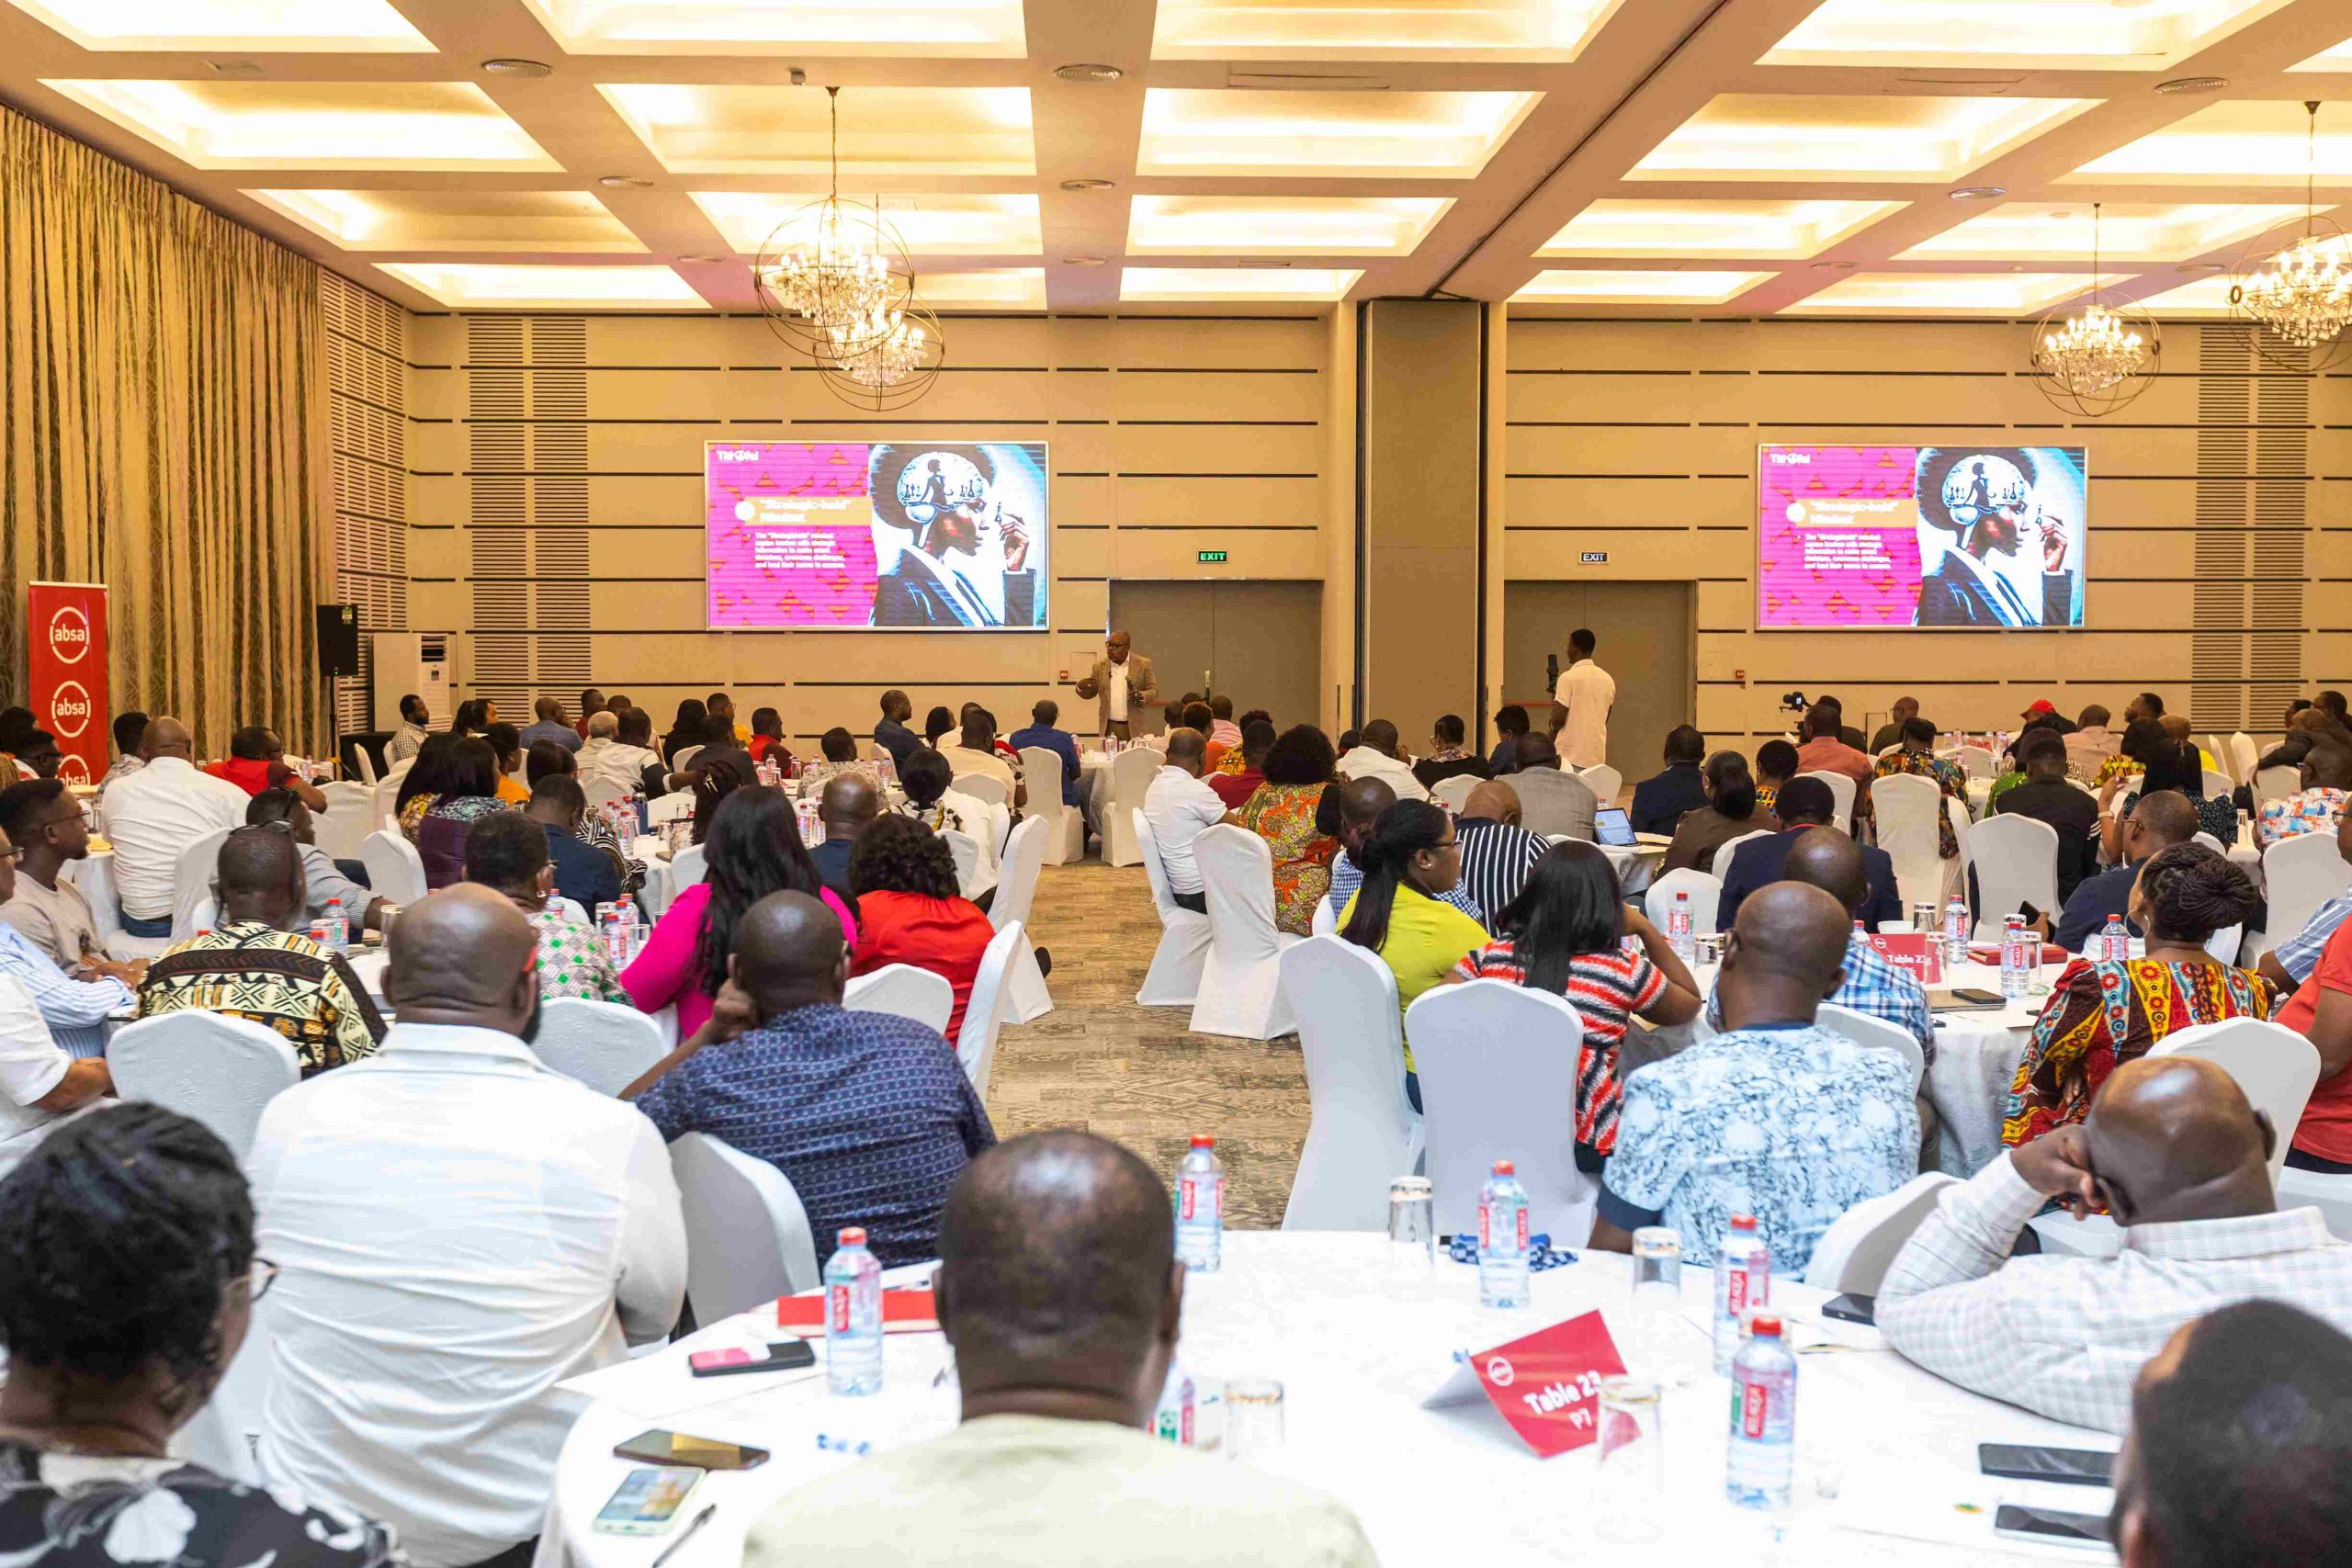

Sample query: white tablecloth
[536,1234,2112,1568]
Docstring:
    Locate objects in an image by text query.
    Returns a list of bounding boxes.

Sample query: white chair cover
[1643,867,1722,935]
[583,773,630,807]
[370,765,409,838]
[1952,746,1997,781]
[1430,774,1478,815]
[2192,830,2226,854]
[844,964,956,1034]
[1815,1002,1926,1093]
[670,1133,820,1323]
[2254,766,2301,809]
[646,791,695,826]
[528,998,667,1097]
[670,842,708,891]
[1406,979,1595,1246]
[672,744,705,773]
[2228,733,2258,787]
[1964,813,2059,941]
[939,829,981,899]
[2251,829,2346,964]
[1103,749,1160,867]
[1189,825,1301,1040]
[2206,922,2245,965]
[1794,771,1855,832]
[352,747,379,786]
[1871,773,1947,912]
[1018,746,1087,865]
[2278,1167,2352,1243]
[1801,1172,1958,1292]
[953,773,1010,809]
[1133,809,1212,1007]
[1577,764,1623,807]
[170,829,233,940]
[1308,894,1337,937]
[957,920,1025,1096]
[107,1012,300,1160]
[991,816,1054,1023]
[1713,829,1776,887]
[179,1294,277,1484]
[2149,1019,2320,1180]
[68,852,169,962]
[359,830,426,906]
[312,782,377,866]
[1278,937,1423,1230]
[2201,769,2237,803]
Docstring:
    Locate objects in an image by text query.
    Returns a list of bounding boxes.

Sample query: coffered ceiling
[1,0,2346,315]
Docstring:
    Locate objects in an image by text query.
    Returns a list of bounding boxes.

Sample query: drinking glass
[1224,1377,1284,1461]
[1621,1227,1685,1376]
[1592,1376,1667,1543]
[1386,1177,1434,1282]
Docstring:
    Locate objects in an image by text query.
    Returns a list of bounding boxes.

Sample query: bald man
[520,694,581,754]
[1590,883,1918,1272]
[94,715,250,934]
[247,885,686,1568]
[809,773,881,900]
[1878,1055,2352,1434]
[1335,717,1430,803]
[2054,788,2200,953]
[626,890,991,1267]
[745,1131,1377,1568]
[1324,773,1485,923]
[1453,778,1549,919]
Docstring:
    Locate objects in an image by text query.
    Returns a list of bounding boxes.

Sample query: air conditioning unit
[370,632,462,732]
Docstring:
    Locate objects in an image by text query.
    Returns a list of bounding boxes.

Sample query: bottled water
[1151,1360,1195,1445]
[1668,893,1695,963]
[543,890,564,919]
[1477,1160,1531,1310]
[1999,914,2031,1000]
[1726,1314,1797,1510]
[823,1227,883,1396]
[603,907,631,967]
[2100,913,2131,963]
[1942,894,1969,963]
[1175,1135,1223,1272]
[322,898,349,954]
[1713,1213,1769,1373]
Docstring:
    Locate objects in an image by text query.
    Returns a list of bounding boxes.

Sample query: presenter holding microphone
[1075,630,1158,742]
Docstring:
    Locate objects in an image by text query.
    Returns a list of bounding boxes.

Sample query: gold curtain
[0,103,327,756]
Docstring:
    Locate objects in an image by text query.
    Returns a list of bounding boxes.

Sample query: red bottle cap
[1190,1134,1216,1148]
[837,1226,867,1246]
[1492,1159,1515,1175]
[1748,1314,1783,1338]
[1729,1213,1757,1231]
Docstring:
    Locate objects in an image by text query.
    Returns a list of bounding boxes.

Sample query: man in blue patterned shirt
[626,889,993,1266]
[1594,882,1917,1275]
[1325,776,1484,923]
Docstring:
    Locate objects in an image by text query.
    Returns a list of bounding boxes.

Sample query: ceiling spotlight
[481,58,553,78]
[1811,259,1858,270]
[599,175,654,188]
[2177,262,2227,273]
[1062,255,1109,266]
[1053,63,1125,83]
[205,59,263,76]
[1059,177,1117,192]
[676,254,726,265]
[2154,75,2228,96]
[1948,186,2006,201]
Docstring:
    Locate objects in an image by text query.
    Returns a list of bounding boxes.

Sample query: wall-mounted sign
[1198,549,1229,564]
[1580,550,1608,564]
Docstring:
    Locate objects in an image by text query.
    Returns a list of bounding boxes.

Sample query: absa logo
[48,680,93,740]
[46,605,90,665]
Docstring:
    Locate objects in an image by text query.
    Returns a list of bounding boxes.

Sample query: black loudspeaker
[316,604,360,678]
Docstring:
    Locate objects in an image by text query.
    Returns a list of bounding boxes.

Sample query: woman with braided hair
[1339,799,1488,1112]
[2004,841,2271,1147]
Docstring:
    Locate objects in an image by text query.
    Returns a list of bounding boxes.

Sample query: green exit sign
[1197,549,1228,563]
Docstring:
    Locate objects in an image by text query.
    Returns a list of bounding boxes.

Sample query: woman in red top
[848,815,995,1041]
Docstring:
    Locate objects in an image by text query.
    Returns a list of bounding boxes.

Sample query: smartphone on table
[1992,1504,2111,1551]
[689,1341,816,1379]
[593,1467,705,1536]
[614,1428,771,1471]
[1978,1443,2116,1486]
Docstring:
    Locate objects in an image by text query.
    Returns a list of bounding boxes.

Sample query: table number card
[1867,931,1944,986]
[1421,1310,1628,1458]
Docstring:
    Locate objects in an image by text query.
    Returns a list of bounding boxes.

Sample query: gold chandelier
[2229,102,2352,370]
[2029,204,2158,418]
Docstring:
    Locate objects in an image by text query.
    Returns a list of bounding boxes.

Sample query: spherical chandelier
[2029,203,2159,418]
[2228,101,2352,373]
[816,296,944,412]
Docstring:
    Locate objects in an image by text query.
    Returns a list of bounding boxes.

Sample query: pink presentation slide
[1757,446,1925,628]
[706,442,880,628]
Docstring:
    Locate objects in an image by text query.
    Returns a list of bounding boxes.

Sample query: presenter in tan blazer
[1074,630,1159,741]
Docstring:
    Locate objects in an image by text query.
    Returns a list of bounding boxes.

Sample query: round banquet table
[535,1233,2114,1568]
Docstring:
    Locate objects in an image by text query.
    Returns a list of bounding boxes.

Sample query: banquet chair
[2149,1019,2319,1182]
[844,964,956,1034]
[1816,1003,1926,1094]
[2254,765,2301,810]
[1278,937,1421,1230]
[1430,774,1478,815]
[1103,749,1160,867]
[1017,745,1086,865]
[2205,923,2245,965]
[671,1133,820,1323]
[1189,826,1301,1040]
[311,782,378,867]
[1408,980,1593,1245]
[956,921,1025,1096]
[1133,810,1212,1008]
[2278,1168,2352,1243]
[646,791,695,826]
[369,764,409,837]
[2201,768,2237,805]
[180,1292,279,1484]
[1964,814,2059,941]
[169,828,233,940]
[1795,771,1855,833]
[1871,773,1947,912]
[672,744,705,774]
[990,817,1054,1022]
[1713,829,1776,889]
[1644,867,1722,936]
[72,852,171,963]
[1577,764,1623,808]
[2191,830,2225,854]
[2228,733,2258,787]
[1800,1173,1957,1292]
[582,773,630,808]
[669,842,708,892]
[939,829,981,900]
[359,830,426,906]
[1952,746,1997,781]
[2245,829,2346,965]
[108,1012,300,1161]
[352,746,379,786]
[1309,894,1337,937]
[953,773,1010,809]
[528,998,667,1097]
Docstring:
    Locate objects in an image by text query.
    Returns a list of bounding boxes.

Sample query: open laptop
[1593,807,1636,848]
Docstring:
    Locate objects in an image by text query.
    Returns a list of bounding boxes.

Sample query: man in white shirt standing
[1550,626,1616,771]
[1333,718,1430,803]
[1142,728,1229,914]
[94,716,250,937]
[248,886,686,1567]
[1075,630,1158,742]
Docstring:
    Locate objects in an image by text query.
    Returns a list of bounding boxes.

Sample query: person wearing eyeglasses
[0,1102,399,1568]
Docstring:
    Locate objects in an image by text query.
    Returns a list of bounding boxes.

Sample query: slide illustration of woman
[869,445,1043,627]
[1913,447,2079,628]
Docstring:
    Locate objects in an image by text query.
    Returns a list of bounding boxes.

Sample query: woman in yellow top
[484,722,531,804]
[1338,798,1488,1113]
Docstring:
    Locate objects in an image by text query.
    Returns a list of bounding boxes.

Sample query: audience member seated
[519,696,580,754]
[706,691,750,744]
[1340,800,1489,1112]
[747,706,791,768]
[1449,843,1699,1166]
[2158,713,2217,772]
[393,732,458,843]
[787,728,871,803]
[1881,1057,2352,1433]
[897,749,1000,900]
[661,699,708,770]
[1794,702,1871,787]
[2254,704,2352,776]
[1717,778,1901,931]
[2005,843,2268,1148]
[461,808,628,1003]
[0,975,111,1179]
[1209,719,1274,811]
[2108,737,2235,854]
[573,688,606,740]
[1488,704,1530,775]
[249,886,684,1568]
[2260,801,2352,992]
[876,688,922,771]
[1631,725,1710,836]
[1994,728,2103,906]
[2097,716,2164,790]
[1661,750,1764,875]
[387,692,431,764]
[1326,775,1483,923]
[0,709,28,789]
[924,704,958,751]
[2018,698,2075,738]
[845,816,996,1040]
[1753,739,1797,820]
[812,774,881,901]
[2065,703,2118,782]
[1590,883,1917,1272]
[575,709,632,799]
[137,827,384,1075]
[514,775,619,913]
[1411,714,1489,793]
[674,710,755,793]
[526,740,639,895]
[610,706,670,797]
[2259,742,2352,849]
[96,709,147,795]
[96,716,250,937]
[742,1130,1375,1568]
[1452,779,1550,919]
[244,788,389,933]
[1006,700,1082,810]
[1869,695,1920,754]
[416,738,508,890]
[628,888,991,1267]
[0,780,147,974]
[1872,717,1967,861]
[1179,702,1216,761]
[0,814,134,1059]
[481,723,529,806]
[688,755,752,847]
[1142,729,1228,916]
[942,709,1024,807]
[1335,718,1430,803]
[2055,789,2199,953]
[448,698,495,739]
[0,1104,398,1567]
[1709,826,1931,1051]
[2269,890,2352,1174]
[203,725,327,813]
[1506,733,1598,841]
[626,787,855,1039]
[1233,725,1338,937]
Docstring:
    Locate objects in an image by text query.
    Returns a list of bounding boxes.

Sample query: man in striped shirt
[1325,777,1483,923]
[1452,780,1550,923]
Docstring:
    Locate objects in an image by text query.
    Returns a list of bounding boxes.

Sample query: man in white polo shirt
[1142,728,1228,914]
[1550,626,1616,771]
[95,716,248,937]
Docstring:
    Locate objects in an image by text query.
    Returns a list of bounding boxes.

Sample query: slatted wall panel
[322,271,406,733]
[402,311,1328,746]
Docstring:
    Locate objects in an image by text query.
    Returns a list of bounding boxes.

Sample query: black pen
[651,1504,716,1568]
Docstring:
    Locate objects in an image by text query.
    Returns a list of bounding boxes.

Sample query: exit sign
[1198,549,1228,563]
[1580,550,1609,564]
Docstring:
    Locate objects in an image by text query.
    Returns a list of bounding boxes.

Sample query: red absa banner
[27,582,108,787]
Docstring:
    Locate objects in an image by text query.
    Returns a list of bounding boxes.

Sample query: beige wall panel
[1055,528,1112,578]
[1047,423,1115,470]
[408,420,460,473]
[585,476,700,525]
[1053,473,1114,524]
[1504,529,1727,578]
[1507,373,1696,424]
[1112,371,1321,423]
[1506,476,1749,527]
[1111,531,1322,578]
[1704,631,2191,682]
[409,581,466,627]
[407,367,459,418]
[585,424,721,471]
[1112,475,1319,528]
[582,316,764,365]
[408,472,464,525]
[1510,425,1757,474]
[1109,317,1324,370]
[1110,423,1323,473]
[587,531,701,579]
[1054,581,1108,631]
[584,369,746,422]
[589,581,704,629]
[408,529,465,579]
[407,315,460,360]
[2311,529,2352,581]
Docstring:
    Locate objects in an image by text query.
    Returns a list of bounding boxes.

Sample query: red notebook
[775,1289,940,1334]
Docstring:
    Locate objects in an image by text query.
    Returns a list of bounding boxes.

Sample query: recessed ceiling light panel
[375,263,709,310]
[1764,0,2278,72]
[5,0,432,51]
[1121,266,1362,301]
[1631,96,2088,183]
[1903,201,2304,262]
[2070,100,2352,185]
[1540,198,1902,259]
[515,0,1025,57]
[1137,88,1539,178]
[1153,0,1624,62]
[40,79,558,170]
[1513,268,1772,305]
[1781,272,2092,315]
[1128,195,1452,256]
[602,84,1035,175]
[690,192,1042,255]
[247,188,644,253]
